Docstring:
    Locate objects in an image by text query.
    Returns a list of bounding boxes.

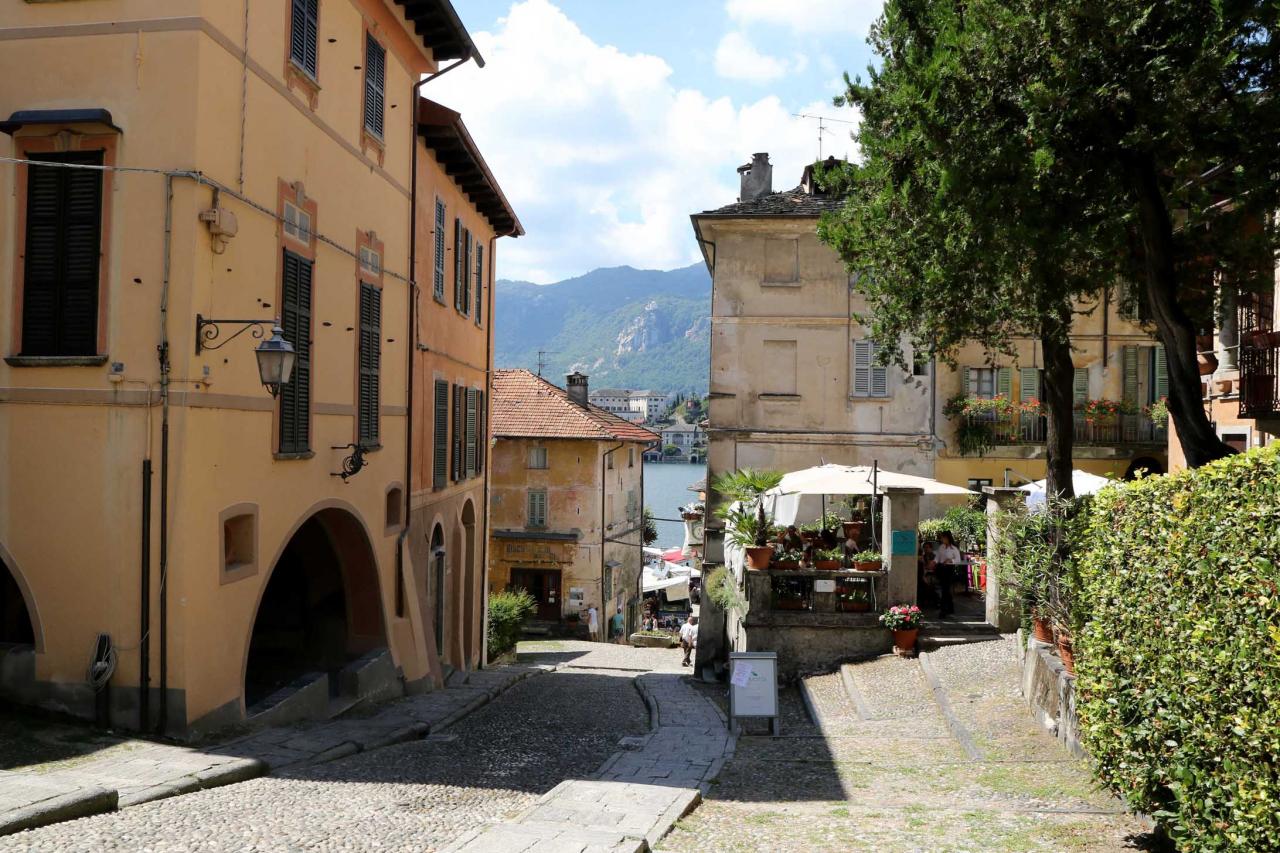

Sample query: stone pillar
[983,486,1025,631]
[880,487,922,606]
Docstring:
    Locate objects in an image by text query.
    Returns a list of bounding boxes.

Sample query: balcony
[1239,343,1280,419]
[958,411,1167,449]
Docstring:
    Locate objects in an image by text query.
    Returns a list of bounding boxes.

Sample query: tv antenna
[792,113,857,160]
[536,350,559,377]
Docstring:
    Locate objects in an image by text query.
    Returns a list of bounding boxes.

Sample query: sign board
[891,529,918,557]
[729,651,779,735]
[814,578,836,593]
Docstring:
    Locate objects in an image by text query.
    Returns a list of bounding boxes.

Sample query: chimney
[566,371,589,407]
[737,152,772,202]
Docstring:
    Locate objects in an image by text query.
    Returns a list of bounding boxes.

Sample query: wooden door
[510,569,562,621]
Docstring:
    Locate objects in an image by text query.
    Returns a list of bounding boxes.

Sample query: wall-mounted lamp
[195,315,296,397]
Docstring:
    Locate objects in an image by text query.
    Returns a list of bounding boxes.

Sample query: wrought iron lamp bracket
[194,314,276,355]
[331,443,368,482]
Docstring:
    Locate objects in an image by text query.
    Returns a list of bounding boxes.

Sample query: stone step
[325,694,362,720]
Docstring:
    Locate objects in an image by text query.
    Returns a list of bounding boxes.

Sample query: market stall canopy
[1020,470,1114,509]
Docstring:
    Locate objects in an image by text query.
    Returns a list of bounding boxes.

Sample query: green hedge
[1075,446,1280,850]
[487,589,537,659]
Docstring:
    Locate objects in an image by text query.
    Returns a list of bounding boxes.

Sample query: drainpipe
[400,57,472,680]
[155,173,174,735]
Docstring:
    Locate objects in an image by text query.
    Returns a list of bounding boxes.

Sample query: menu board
[729,652,778,719]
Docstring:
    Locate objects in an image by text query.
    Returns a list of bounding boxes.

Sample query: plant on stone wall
[487,589,537,659]
[704,566,748,613]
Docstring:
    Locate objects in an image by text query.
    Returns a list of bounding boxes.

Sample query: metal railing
[1240,343,1280,418]
[961,411,1168,447]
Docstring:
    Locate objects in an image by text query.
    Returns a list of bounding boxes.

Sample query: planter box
[854,560,883,572]
[836,600,870,613]
[774,598,808,611]
[629,633,676,648]
[772,560,801,571]
[813,559,842,570]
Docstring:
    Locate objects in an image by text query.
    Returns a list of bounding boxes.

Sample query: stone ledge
[1020,633,1084,759]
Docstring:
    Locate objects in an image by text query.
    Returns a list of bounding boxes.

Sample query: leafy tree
[642,506,659,547]
[826,0,1280,470]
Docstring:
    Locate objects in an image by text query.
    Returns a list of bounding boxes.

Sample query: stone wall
[1018,633,1084,758]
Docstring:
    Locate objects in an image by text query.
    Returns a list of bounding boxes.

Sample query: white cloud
[714,31,791,83]
[726,0,884,37]
[429,0,860,283]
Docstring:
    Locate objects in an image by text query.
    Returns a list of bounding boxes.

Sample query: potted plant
[714,468,784,571]
[880,604,923,654]
[1145,396,1169,427]
[773,587,808,611]
[813,547,843,571]
[721,506,774,569]
[835,582,871,612]
[853,549,883,572]
[1030,607,1054,644]
[773,548,804,570]
[1054,626,1076,675]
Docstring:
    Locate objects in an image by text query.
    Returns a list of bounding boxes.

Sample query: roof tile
[491,369,661,443]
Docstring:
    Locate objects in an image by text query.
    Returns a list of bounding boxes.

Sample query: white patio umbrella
[768,464,975,497]
[1020,470,1114,509]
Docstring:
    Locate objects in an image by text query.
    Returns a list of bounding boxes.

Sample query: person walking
[586,605,600,642]
[935,531,962,619]
[679,614,698,667]
[610,607,625,644]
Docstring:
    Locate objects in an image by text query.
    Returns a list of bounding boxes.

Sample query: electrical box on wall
[199,206,239,253]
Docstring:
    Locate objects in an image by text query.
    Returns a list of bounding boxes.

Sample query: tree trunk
[1040,327,1076,501]
[1125,153,1234,466]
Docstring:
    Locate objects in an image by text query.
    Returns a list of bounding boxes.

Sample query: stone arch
[428,522,446,662]
[0,543,39,651]
[242,501,386,708]
[461,499,478,668]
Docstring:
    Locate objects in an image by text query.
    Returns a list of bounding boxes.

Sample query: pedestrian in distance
[935,531,962,619]
[587,605,600,642]
[610,607,625,643]
[679,614,698,667]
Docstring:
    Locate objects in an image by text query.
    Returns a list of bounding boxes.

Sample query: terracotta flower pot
[814,559,841,570]
[854,560,883,572]
[1215,378,1234,395]
[1198,352,1218,375]
[1031,617,1054,645]
[1055,630,1076,675]
[773,560,800,571]
[745,546,774,570]
[892,628,919,655]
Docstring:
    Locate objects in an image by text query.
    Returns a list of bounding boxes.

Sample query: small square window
[283,202,311,244]
[528,446,549,469]
[360,246,381,276]
[220,506,258,584]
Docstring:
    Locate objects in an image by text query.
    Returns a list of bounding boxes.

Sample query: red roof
[491,369,661,443]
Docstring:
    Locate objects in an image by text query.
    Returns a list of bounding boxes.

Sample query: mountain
[494,264,711,395]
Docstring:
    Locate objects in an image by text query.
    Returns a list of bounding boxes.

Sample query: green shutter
[433,381,448,490]
[474,243,485,326]
[960,367,971,397]
[465,388,478,477]
[279,250,312,454]
[1122,345,1139,405]
[452,384,464,481]
[1153,346,1169,400]
[1019,368,1041,403]
[997,367,1012,398]
[357,283,381,446]
[453,218,463,310]
[1072,368,1089,405]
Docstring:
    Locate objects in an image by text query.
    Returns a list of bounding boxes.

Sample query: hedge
[487,589,537,659]
[1074,445,1280,850]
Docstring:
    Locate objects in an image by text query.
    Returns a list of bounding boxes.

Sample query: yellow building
[488,370,658,636]
[0,0,491,736]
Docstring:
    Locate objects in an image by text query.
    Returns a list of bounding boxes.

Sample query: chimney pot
[566,371,589,407]
[737,152,773,202]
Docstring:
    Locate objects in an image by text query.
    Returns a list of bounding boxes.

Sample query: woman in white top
[934,531,963,619]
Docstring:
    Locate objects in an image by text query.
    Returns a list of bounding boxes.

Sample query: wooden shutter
[433,200,446,299]
[290,0,319,77]
[1019,368,1041,402]
[279,250,312,453]
[1122,345,1139,405]
[1153,346,1169,400]
[21,151,104,357]
[433,380,448,490]
[475,391,485,475]
[363,34,386,138]
[453,218,463,310]
[960,367,971,397]
[1072,368,1089,405]
[852,340,872,396]
[452,383,464,481]
[870,348,889,397]
[357,283,381,446]
[474,243,484,325]
[528,491,547,527]
[461,229,472,315]
[465,388,478,477]
[997,367,1012,398]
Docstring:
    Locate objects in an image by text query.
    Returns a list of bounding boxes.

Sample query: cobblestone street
[0,660,650,852]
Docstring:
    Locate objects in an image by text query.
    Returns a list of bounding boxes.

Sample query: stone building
[489,370,658,635]
[0,0,503,736]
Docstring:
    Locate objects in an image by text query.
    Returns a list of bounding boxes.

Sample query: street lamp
[194,315,296,398]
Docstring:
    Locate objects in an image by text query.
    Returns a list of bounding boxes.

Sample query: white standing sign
[729,651,779,735]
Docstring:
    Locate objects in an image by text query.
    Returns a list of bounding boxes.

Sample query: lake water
[644,460,706,550]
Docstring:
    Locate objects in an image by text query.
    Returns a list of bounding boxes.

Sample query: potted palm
[880,604,923,655]
[853,549,883,572]
[713,468,784,571]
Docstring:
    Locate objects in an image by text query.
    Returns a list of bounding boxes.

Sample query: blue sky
[431,0,881,283]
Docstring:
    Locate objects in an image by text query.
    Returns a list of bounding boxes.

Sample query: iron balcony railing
[961,411,1168,447]
[1239,343,1280,418]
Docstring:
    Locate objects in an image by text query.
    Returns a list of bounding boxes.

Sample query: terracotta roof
[491,369,662,443]
[695,185,845,218]
[418,99,523,236]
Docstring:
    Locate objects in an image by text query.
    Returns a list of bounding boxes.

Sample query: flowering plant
[1076,398,1136,424]
[1145,396,1169,425]
[944,394,1016,419]
[880,604,923,630]
[1020,397,1043,415]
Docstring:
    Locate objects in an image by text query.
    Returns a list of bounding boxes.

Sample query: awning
[0,108,119,135]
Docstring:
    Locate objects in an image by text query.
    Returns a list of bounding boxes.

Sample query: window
[474,242,484,325]
[528,446,548,469]
[763,238,799,284]
[385,486,403,531]
[279,250,312,454]
[962,366,1009,400]
[852,340,889,397]
[762,340,798,395]
[465,387,478,477]
[1072,367,1089,405]
[223,513,255,574]
[476,390,485,475]
[283,201,312,244]
[451,383,465,481]
[357,283,381,446]
[967,478,993,492]
[432,380,449,490]
[289,0,319,79]
[358,245,381,277]
[1019,367,1042,403]
[21,151,104,357]
[433,199,446,301]
[362,33,386,139]
[527,490,548,528]
[460,229,472,316]
[628,447,635,468]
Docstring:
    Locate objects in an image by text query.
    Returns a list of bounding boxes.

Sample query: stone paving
[659,637,1157,852]
[0,662,648,852]
[0,664,542,837]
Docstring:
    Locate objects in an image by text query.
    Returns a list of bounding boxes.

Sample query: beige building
[0,0,493,736]
[488,370,657,635]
